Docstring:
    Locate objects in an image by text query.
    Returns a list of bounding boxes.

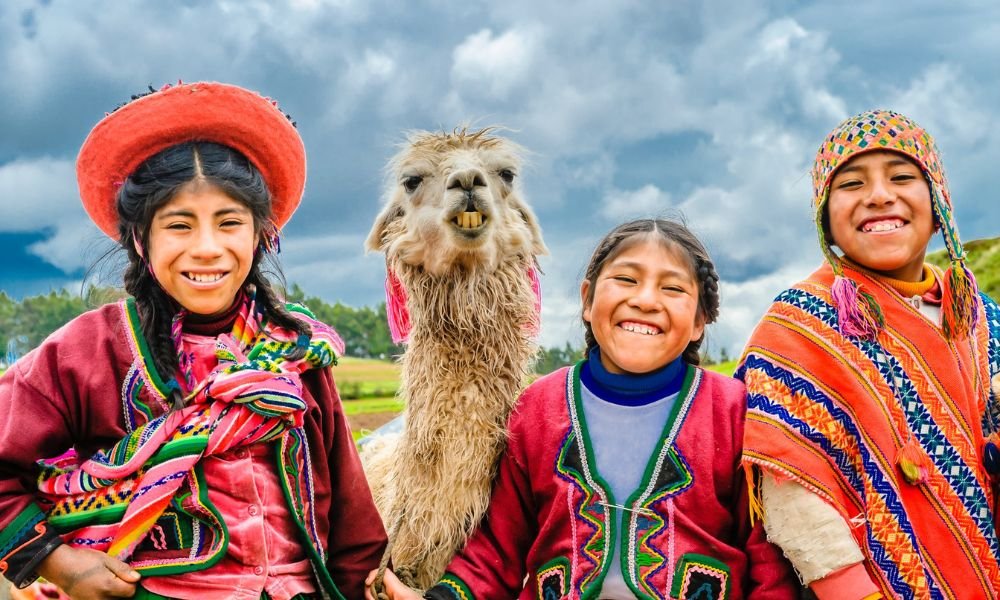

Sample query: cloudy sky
[2,0,998,357]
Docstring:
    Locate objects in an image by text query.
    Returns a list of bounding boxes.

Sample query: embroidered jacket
[739,263,1000,599]
[0,300,386,600]
[425,362,797,600]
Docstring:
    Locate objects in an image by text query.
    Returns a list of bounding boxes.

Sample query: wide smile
[858,217,907,234]
[183,271,229,287]
[618,320,663,336]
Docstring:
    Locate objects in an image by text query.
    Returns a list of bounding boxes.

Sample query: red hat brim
[77,82,306,239]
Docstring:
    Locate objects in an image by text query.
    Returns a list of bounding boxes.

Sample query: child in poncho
[370,218,797,600]
[738,109,1000,599]
[0,82,386,599]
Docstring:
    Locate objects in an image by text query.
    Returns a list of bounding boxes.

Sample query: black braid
[683,255,721,365]
[121,229,185,408]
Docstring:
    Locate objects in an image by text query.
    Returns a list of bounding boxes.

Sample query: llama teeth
[456,212,484,229]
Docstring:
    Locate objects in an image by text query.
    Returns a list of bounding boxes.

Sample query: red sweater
[0,300,386,599]
[426,363,798,600]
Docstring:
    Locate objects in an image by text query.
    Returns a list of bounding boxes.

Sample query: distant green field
[705,359,738,377]
[927,236,1000,302]
[342,396,404,415]
[332,356,401,399]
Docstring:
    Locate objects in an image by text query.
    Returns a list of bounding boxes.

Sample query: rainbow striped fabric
[739,263,1000,599]
[36,298,343,563]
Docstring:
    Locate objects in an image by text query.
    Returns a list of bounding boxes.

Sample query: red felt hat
[77,81,306,239]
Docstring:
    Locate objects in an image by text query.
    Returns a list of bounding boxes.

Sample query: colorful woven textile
[812,109,978,340]
[35,296,343,562]
[739,262,1000,599]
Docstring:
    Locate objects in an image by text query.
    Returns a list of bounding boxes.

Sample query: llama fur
[362,128,547,590]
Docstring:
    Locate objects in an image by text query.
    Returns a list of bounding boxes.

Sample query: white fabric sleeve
[760,471,865,584]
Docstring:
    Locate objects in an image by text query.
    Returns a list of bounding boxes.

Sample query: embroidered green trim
[535,556,570,600]
[670,552,730,600]
[564,361,616,598]
[439,572,476,600]
[123,298,174,400]
[274,437,345,600]
[133,464,229,576]
[622,365,699,599]
[0,503,45,558]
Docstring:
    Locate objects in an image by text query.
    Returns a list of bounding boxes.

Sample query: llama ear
[366,203,404,253]
[510,197,549,257]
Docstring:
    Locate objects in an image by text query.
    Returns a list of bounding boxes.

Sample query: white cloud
[601,185,673,221]
[891,63,989,147]
[0,157,106,272]
[451,27,541,98]
[711,259,816,357]
[0,157,79,231]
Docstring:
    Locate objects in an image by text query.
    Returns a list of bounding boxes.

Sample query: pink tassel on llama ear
[385,269,411,344]
[830,275,884,339]
[941,262,980,340]
[526,265,542,336]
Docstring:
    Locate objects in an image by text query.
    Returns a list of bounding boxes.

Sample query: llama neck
[393,256,537,416]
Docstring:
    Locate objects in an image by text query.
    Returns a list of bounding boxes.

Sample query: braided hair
[581,218,720,365]
[118,141,310,388]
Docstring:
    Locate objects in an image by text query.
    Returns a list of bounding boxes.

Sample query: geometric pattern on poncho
[775,288,997,541]
[740,282,1000,599]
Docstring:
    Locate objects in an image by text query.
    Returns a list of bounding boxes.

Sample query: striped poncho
[738,263,1000,600]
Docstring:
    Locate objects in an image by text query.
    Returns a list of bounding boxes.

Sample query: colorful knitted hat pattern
[812,109,978,339]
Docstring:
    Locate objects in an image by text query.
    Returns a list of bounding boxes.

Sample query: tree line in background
[0,284,586,372]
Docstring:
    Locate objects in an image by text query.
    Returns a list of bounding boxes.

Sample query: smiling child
[738,110,1000,599]
[370,218,797,600]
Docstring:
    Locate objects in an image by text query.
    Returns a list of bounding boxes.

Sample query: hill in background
[926,236,1000,301]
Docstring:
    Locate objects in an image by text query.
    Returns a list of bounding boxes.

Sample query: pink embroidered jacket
[426,364,798,600]
[0,300,386,600]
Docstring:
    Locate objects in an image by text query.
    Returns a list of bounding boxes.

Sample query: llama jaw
[451,211,488,235]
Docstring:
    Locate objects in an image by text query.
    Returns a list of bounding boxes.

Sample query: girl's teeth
[865,221,902,232]
[622,323,658,335]
[188,273,224,283]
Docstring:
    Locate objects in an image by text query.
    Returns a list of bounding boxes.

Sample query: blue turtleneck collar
[581,346,688,406]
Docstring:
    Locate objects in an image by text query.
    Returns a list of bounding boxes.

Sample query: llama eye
[498,169,515,184]
[402,175,423,193]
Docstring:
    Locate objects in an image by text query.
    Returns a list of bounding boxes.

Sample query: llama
[363,127,547,590]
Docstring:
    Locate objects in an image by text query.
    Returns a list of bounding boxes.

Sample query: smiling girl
[370,218,797,600]
[0,82,386,600]
[738,110,1000,599]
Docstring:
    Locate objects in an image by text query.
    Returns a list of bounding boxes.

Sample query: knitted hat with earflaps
[77,81,306,240]
[812,109,978,340]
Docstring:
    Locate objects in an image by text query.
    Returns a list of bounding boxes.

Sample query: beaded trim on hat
[811,109,978,339]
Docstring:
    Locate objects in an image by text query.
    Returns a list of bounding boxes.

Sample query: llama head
[366,127,547,274]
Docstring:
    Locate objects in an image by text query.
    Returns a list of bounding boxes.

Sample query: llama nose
[446,168,487,192]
